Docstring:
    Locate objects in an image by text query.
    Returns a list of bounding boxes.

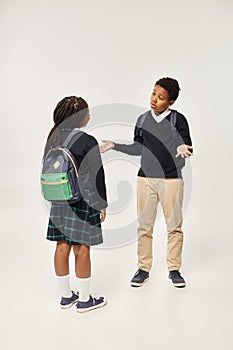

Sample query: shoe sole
[173,283,186,288]
[169,279,186,288]
[130,277,149,287]
[60,299,79,309]
[76,298,107,313]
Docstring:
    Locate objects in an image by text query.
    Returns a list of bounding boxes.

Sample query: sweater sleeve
[113,125,143,155]
[175,114,193,148]
[86,137,108,210]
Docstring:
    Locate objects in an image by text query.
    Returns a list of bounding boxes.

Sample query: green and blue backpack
[41,130,81,204]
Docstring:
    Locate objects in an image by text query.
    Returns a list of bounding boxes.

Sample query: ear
[168,100,175,107]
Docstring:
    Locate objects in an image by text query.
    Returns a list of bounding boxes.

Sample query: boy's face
[150,84,174,114]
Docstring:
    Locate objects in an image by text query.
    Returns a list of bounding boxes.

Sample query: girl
[43,96,107,313]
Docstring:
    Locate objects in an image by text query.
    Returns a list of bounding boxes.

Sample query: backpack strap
[57,130,81,178]
[136,111,150,129]
[61,129,81,148]
[170,110,177,140]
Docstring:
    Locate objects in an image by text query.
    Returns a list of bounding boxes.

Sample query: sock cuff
[56,274,70,279]
[76,277,91,282]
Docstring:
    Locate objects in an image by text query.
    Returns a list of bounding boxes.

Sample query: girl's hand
[100,209,106,222]
[175,144,193,158]
[99,140,114,153]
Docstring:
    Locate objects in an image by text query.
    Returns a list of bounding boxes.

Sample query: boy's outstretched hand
[99,140,115,153]
[175,144,193,158]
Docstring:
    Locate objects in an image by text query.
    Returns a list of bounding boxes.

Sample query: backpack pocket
[41,173,72,201]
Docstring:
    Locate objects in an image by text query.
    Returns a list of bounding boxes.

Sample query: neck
[153,108,169,116]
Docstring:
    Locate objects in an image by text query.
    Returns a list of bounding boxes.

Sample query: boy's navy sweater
[114,110,192,179]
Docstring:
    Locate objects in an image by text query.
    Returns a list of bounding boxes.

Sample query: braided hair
[44,96,88,155]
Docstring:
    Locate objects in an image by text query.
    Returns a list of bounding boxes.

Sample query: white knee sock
[57,274,72,298]
[77,277,91,302]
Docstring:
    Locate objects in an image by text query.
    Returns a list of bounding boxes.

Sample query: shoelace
[90,295,101,305]
[171,270,182,278]
[135,270,146,276]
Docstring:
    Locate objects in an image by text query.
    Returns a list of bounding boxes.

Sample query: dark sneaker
[130,269,149,287]
[76,295,107,313]
[60,291,79,309]
[169,270,186,288]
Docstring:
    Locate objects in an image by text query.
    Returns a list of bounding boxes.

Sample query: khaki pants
[137,176,184,272]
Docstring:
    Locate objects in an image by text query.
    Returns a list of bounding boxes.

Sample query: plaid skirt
[46,190,103,246]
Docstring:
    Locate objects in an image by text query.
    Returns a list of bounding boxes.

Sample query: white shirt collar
[151,108,171,123]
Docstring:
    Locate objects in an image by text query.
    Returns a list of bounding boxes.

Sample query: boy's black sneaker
[169,270,186,288]
[130,269,149,287]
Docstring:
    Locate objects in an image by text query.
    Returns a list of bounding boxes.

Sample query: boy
[100,77,193,288]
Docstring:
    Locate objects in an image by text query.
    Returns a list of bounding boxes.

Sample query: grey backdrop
[1,1,233,350]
